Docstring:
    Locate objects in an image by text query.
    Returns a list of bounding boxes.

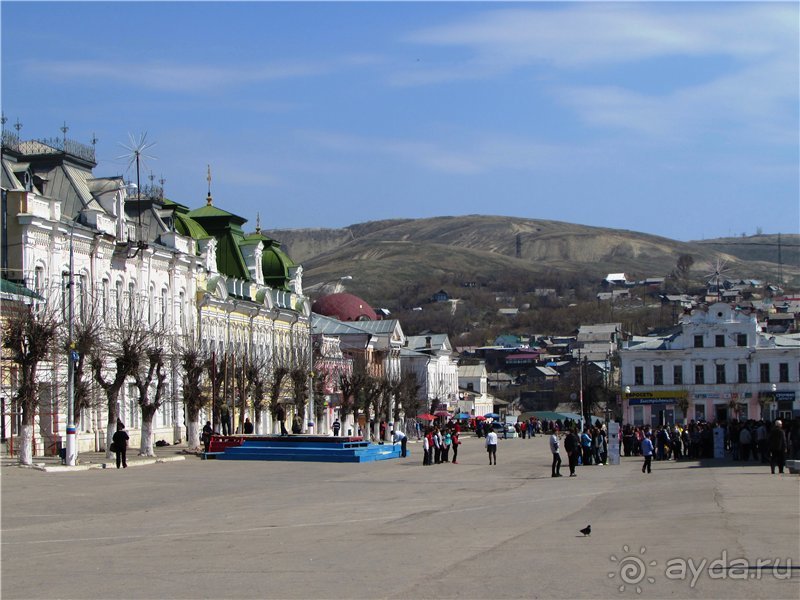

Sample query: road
[2,434,798,599]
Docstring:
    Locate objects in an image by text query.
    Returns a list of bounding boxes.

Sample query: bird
[580,525,591,536]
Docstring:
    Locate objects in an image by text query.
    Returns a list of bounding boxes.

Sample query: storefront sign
[628,398,676,406]
[626,390,687,399]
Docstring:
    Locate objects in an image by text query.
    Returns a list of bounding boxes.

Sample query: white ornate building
[620,302,800,426]
[1,130,310,458]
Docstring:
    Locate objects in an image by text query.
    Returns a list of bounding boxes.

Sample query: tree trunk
[106,404,119,459]
[186,420,200,451]
[140,415,155,457]
[18,423,34,466]
[106,422,116,459]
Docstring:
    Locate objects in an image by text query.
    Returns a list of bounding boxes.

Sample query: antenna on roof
[118,132,157,256]
[159,174,166,200]
[60,121,69,146]
[91,132,98,147]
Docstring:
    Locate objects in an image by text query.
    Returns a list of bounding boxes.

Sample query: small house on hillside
[603,273,629,287]
[431,289,450,303]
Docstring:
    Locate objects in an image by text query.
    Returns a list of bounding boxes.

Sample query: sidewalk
[1,442,200,472]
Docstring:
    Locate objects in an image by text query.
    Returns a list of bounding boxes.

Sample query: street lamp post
[65,224,77,466]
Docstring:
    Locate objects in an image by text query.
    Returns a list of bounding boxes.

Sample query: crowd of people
[421,423,462,465]
[618,418,798,473]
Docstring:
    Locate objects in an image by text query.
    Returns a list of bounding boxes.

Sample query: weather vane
[206,164,213,204]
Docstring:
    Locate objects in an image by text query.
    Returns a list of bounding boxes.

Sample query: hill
[265,216,799,304]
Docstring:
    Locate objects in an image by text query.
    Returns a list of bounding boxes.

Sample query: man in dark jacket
[112,420,129,469]
[565,427,579,477]
[769,420,788,474]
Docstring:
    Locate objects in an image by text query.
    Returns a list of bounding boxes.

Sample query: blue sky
[2,1,798,241]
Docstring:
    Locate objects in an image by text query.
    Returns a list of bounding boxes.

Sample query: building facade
[1,130,309,458]
[620,303,800,426]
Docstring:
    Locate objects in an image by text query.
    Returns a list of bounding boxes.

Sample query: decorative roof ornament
[255,212,261,234]
[206,164,213,205]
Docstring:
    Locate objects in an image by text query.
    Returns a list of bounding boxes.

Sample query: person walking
[564,427,579,477]
[392,429,408,458]
[443,429,452,462]
[641,431,654,474]
[276,404,288,436]
[112,420,129,469]
[486,428,498,465]
[423,428,432,466]
[201,420,213,453]
[739,424,752,461]
[549,430,562,477]
[451,430,461,464]
[769,420,787,474]
[581,428,593,466]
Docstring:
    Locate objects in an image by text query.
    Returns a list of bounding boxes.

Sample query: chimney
[425,336,431,348]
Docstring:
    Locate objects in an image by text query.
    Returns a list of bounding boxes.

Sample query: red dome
[312,292,377,322]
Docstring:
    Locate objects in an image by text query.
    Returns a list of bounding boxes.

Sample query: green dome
[262,243,295,288]
[174,212,210,240]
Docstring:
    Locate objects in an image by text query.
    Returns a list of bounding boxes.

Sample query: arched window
[161,287,169,327]
[115,279,124,326]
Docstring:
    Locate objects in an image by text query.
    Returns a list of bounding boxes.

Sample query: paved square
[2,435,798,599]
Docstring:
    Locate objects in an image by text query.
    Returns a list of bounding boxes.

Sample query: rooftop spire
[206,164,212,205]
[256,212,261,234]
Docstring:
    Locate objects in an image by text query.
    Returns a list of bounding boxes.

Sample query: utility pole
[578,346,584,433]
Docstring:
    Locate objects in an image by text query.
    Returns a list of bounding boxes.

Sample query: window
[34,266,45,296]
[634,366,644,385]
[694,335,704,348]
[673,365,683,385]
[116,280,124,325]
[653,365,663,385]
[161,288,168,327]
[779,363,789,383]
[715,363,726,384]
[759,363,770,383]
[737,334,747,347]
[695,364,705,385]
[738,363,747,384]
[179,291,186,330]
[102,279,109,317]
[715,335,725,348]
[695,404,705,422]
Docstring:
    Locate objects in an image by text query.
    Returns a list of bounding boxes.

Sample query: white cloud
[399,3,796,72]
[21,53,381,92]
[297,128,597,175]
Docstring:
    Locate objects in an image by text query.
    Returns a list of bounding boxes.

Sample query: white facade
[1,134,310,458]
[620,303,800,426]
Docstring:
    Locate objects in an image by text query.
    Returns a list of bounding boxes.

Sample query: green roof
[174,212,210,240]
[0,278,42,300]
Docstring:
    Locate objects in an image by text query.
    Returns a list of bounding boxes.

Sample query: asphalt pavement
[2,434,798,599]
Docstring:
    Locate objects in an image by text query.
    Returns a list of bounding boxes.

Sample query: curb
[26,454,186,473]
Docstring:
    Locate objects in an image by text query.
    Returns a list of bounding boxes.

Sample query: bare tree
[267,353,290,434]
[290,347,312,432]
[134,346,168,456]
[397,371,423,424]
[245,352,270,434]
[67,296,102,428]
[204,351,227,433]
[92,307,149,458]
[2,302,60,465]
[180,339,207,450]
[338,354,368,436]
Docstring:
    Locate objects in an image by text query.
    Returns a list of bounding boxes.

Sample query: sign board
[628,398,676,406]
[607,421,620,465]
